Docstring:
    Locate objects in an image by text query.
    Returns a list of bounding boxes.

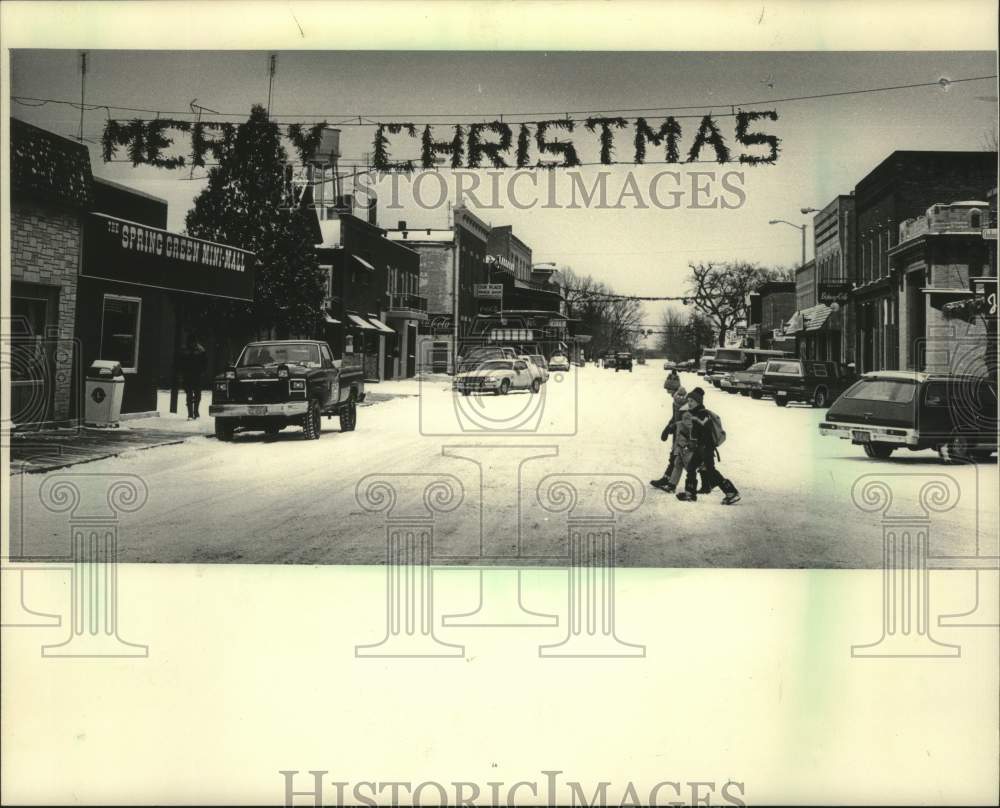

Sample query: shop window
[100,294,141,372]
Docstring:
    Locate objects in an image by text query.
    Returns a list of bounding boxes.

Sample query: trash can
[85,360,126,427]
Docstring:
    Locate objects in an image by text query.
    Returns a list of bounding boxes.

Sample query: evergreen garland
[372,123,417,172]
[421,125,465,169]
[686,115,730,164]
[535,120,581,168]
[467,121,513,168]
[735,110,781,165]
[584,117,628,164]
[287,121,330,163]
[191,122,236,167]
[144,120,189,168]
[633,117,682,164]
[516,124,532,168]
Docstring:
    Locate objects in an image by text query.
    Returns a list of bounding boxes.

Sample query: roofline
[93,175,169,206]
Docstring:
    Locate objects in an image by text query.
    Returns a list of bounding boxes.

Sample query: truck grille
[230,379,287,404]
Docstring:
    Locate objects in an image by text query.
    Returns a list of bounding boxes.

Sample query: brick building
[385,207,491,373]
[9,118,90,426]
[850,150,997,372]
[317,213,422,381]
[748,281,796,351]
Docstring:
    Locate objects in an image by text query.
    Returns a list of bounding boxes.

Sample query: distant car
[820,371,998,462]
[637,355,646,365]
[548,353,571,372]
[762,359,856,408]
[697,349,717,376]
[729,362,768,398]
[453,358,540,395]
[615,352,633,372]
[601,352,616,369]
[663,360,677,370]
[522,354,549,384]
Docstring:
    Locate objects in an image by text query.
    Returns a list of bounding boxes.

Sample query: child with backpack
[675,387,741,505]
[651,387,695,493]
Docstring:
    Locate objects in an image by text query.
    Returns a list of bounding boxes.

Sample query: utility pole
[78,52,87,142]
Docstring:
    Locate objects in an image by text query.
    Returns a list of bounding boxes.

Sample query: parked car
[457,345,517,371]
[615,352,633,372]
[819,371,998,462]
[453,358,540,395]
[762,359,856,408]
[601,352,616,369]
[663,360,677,370]
[522,354,550,384]
[697,348,717,376]
[209,340,364,441]
[549,353,571,372]
[729,361,768,398]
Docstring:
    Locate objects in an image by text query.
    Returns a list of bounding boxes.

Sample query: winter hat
[674,386,687,401]
[689,387,705,401]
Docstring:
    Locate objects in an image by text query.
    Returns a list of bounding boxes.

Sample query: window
[766,361,803,376]
[844,379,916,403]
[100,295,141,372]
[320,344,334,368]
[970,210,982,228]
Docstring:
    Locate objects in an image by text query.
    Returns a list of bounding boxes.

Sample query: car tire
[864,442,894,459]
[531,378,541,394]
[775,397,788,407]
[812,387,829,408]
[750,390,762,400]
[339,398,357,432]
[500,379,511,395]
[461,391,470,396]
[302,399,321,440]
[214,418,235,442]
[939,435,972,464]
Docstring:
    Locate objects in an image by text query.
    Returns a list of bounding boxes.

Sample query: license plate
[851,430,871,443]
[248,405,267,415]
[777,390,787,397]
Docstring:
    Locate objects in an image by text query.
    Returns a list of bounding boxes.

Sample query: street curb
[11,436,197,475]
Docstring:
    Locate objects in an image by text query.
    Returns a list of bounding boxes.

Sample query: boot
[650,477,671,490]
[721,491,741,505]
[676,491,697,502]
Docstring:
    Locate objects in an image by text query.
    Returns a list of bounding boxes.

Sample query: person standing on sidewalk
[178,334,207,420]
[676,387,741,505]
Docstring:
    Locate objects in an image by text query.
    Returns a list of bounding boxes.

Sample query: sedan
[453,358,540,395]
[549,353,571,372]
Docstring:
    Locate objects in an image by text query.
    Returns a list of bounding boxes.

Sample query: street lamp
[769,208,819,268]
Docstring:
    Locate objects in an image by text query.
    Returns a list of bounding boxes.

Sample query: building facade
[889,199,995,376]
[9,119,90,426]
[748,281,796,351]
[850,150,997,373]
[317,213,422,382]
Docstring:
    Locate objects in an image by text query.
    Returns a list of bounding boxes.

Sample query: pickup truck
[209,340,365,441]
[762,359,855,408]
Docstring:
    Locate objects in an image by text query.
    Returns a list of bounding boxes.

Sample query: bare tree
[686,261,768,346]
[559,267,643,357]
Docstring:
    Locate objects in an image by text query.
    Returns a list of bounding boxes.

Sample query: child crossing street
[675,387,741,505]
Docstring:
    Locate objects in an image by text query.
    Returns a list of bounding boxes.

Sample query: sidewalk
[9,380,429,474]
[9,427,198,474]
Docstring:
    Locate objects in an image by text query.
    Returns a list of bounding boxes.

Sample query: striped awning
[347,313,378,330]
[366,317,395,334]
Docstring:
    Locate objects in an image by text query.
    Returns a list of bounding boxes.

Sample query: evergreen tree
[184,105,326,338]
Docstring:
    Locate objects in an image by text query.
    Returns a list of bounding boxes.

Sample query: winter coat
[178,345,207,386]
[672,410,694,453]
[686,402,716,451]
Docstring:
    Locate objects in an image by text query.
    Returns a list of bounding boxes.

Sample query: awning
[787,305,836,334]
[352,254,375,272]
[347,313,378,330]
[366,317,396,334]
[323,309,341,324]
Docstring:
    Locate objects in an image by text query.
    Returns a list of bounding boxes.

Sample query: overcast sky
[10,50,998,327]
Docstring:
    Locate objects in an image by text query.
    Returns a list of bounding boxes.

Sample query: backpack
[706,409,726,447]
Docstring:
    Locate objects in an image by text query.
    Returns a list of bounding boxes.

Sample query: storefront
[78,213,254,414]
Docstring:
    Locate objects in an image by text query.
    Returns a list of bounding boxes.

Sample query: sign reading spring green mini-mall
[82,213,255,301]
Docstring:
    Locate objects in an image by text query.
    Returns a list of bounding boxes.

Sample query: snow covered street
[9,364,997,567]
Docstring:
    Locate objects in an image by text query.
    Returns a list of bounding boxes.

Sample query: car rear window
[766,361,803,375]
[844,379,916,403]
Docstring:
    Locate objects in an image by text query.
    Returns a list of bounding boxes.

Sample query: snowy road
[9,365,998,567]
